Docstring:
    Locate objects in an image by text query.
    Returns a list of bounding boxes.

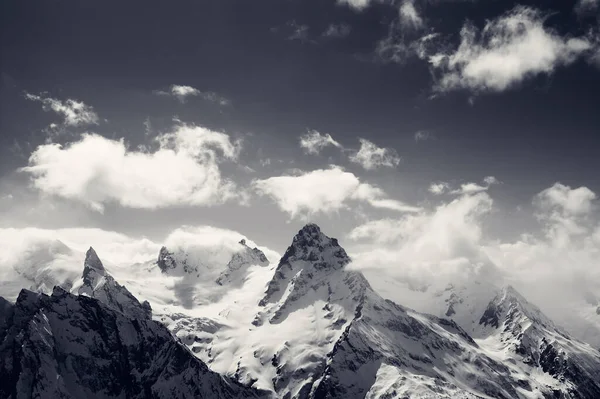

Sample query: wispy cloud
[156,84,230,105]
[428,176,500,196]
[24,92,99,127]
[287,21,310,42]
[349,138,401,170]
[299,130,343,155]
[323,23,351,38]
[414,130,432,142]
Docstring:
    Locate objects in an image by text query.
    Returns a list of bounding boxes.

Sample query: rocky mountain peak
[82,246,105,288]
[157,246,177,273]
[77,248,151,320]
[0,287,268,399]
[279,223,350,270]
[257,224,365,327]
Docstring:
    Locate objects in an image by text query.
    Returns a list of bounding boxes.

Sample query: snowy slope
[367,275,600,398]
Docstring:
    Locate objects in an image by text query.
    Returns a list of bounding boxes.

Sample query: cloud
[252,166,419,219]
[24,92,99,127]
[21,123,240,212]
[428,182,449,195]
[299,130,343,155]
[429,6,594,93]
[0,225,279,302]
[156,85,230,105]
[414,130,432,142]
[323,23,351,38]
[349,138,401,170]
[347,192,495,284]
[399,0,423,30]
[429,177,500,196]
[346,183,600,346]
[163,225,279,274]
[575,0,599,15]
[337,0,372,11]
[287,21,310,42]
[533,183,597,248]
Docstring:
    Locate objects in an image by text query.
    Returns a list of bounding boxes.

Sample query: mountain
[72,247,152,320]
[2,223,600,398]
[0,286,268,399]
[171,224,600,398]
[367,275,600,398]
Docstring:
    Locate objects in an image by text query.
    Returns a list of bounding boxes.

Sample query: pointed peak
[85,247,104,272]
[295,223,322,238]
[83,247,105,288]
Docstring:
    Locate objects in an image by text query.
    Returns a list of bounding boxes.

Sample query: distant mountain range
[1,224,600,398]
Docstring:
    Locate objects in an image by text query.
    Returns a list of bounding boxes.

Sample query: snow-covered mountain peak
[479,284,557,333]
[216,239,270,286]
[258,224,357,311]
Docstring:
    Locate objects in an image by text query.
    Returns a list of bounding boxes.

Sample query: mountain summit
[75,247,151,320]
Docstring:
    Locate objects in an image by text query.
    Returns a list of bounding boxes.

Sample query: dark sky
[1,0,599,251]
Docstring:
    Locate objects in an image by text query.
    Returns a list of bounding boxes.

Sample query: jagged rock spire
[82,247,105,287]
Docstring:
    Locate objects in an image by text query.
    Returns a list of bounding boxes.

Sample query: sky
[1,0,600,315]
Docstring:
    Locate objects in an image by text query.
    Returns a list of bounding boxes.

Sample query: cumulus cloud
[429,6,594,93]
[299,130,343,155]
[346,183,600,346]
[252,166,419,219]
[156,84,230,105]
[21,123,241,212]
[349,138,401,170]
[24,92,99,127]
[348,192,495,284]
[533,183,597,247]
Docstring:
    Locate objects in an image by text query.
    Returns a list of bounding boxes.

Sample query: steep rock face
[75,247,152,320]
[0,287,268,399]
